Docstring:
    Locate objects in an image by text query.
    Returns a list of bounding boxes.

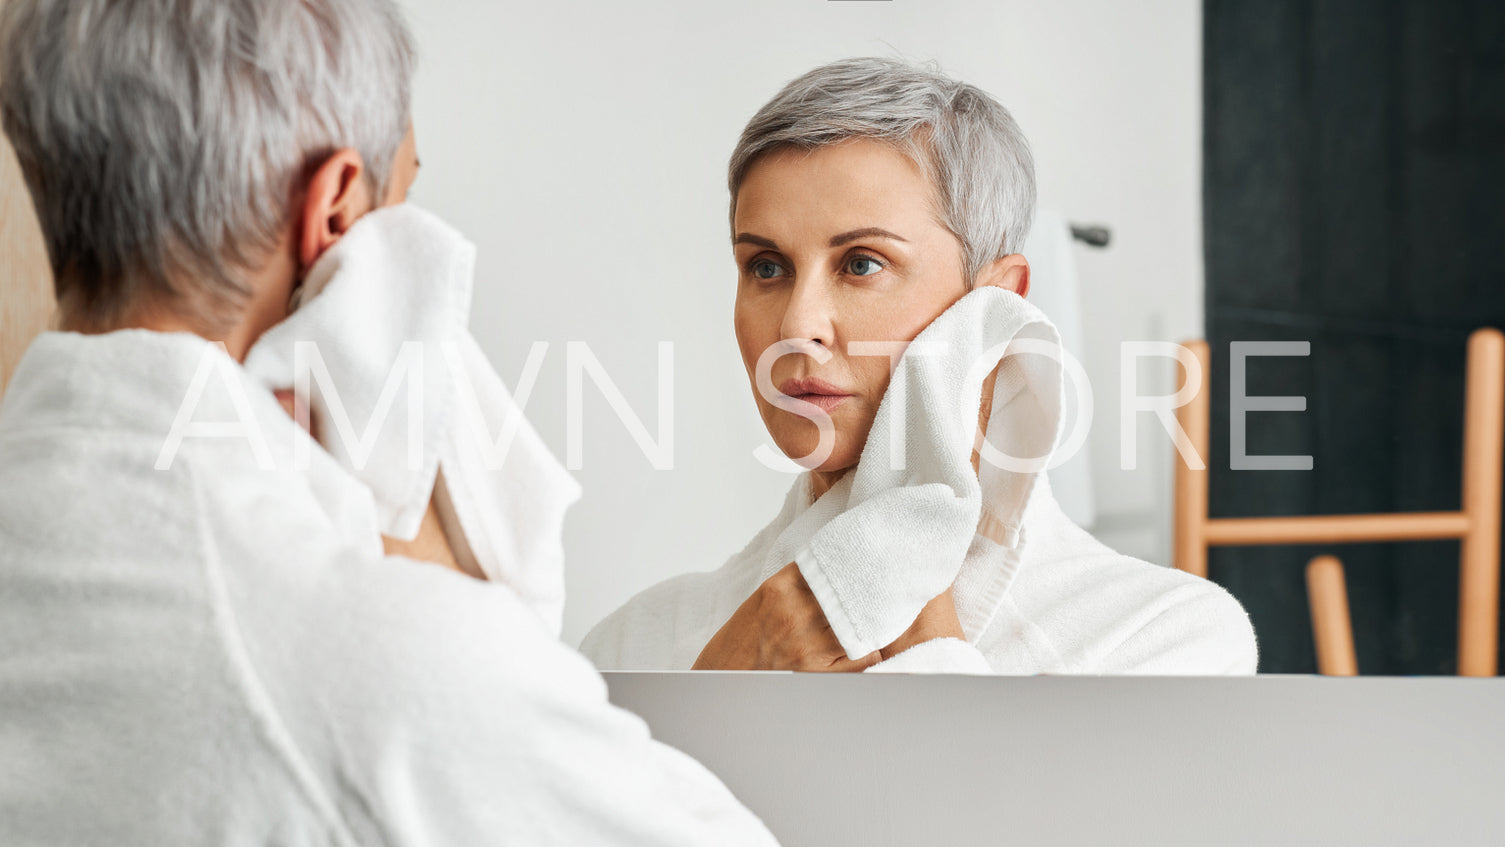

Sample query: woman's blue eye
[847,255,883,276]
[751,260,783,280]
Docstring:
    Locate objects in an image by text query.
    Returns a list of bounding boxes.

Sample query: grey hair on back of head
[727,56,1036,287]
[0,0,416,331]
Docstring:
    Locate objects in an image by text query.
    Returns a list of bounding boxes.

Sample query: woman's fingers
[272,389,316,439]
[823,650,883,673]
[697,561,874,671]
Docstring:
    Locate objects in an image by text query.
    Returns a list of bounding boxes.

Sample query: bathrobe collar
[1,329,304,472]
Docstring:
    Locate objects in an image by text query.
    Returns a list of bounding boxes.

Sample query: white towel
[579,283,1258,675]
[244,204,580,634]
[1021,210,1096,528]
[768,286,1064,659]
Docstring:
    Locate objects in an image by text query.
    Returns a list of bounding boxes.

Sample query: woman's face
[732,138,977,480]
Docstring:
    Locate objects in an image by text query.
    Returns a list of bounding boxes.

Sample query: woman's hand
[876,587,966,660]
[693,562,967,671]
[380,501,462,574]
[693,563,883,671]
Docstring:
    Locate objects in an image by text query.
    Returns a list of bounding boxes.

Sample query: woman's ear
[975,253,1030,300]
[296,148,372,273]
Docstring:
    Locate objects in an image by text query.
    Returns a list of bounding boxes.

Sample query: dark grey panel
[1205,0,1504,674]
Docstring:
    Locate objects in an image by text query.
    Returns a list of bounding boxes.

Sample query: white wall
[398,0,1204,647]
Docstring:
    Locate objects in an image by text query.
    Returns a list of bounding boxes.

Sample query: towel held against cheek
[769,286,1064,659]
[243,204,581,635]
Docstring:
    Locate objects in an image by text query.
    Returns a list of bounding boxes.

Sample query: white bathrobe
[0,329,775,846]
[582,473,1258,674]
[581,289,1258,676]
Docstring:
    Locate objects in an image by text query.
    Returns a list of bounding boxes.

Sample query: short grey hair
[728,57,1036,287]
[0,0,416,330]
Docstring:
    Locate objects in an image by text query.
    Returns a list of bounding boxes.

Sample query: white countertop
[604,672,1505,847]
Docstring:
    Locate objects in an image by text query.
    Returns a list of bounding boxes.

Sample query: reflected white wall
[398,0,1203,646]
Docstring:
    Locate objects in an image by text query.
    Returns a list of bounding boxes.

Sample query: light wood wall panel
[0,131,54,395]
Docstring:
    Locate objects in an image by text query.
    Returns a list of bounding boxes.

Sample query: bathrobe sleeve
[194,459,777,845]
[329,559,776,842]
[236,550,779,846]
[1091,581,1260,675]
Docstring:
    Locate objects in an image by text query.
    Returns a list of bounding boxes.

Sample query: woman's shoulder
[578,486,807,669]
[578,561,755,670]
[1008,488,1258,674]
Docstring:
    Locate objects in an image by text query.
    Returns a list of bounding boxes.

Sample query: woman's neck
[809,467,853,501]
[59,306,252,360]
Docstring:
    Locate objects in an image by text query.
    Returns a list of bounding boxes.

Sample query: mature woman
[0,1,773,842]
[581,57,1259,674]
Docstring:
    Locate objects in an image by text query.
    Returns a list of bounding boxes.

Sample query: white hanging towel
[244,204,580,634]
[764,285,1065,659]
[1021,209,1097,528]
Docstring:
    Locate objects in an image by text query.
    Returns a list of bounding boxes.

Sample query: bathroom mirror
[399,0,1504,675]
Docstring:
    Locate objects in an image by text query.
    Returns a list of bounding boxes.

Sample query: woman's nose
[779,277,836,349]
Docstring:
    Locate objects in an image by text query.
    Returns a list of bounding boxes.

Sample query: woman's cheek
[733,318,766,379]
[852,358,894,410]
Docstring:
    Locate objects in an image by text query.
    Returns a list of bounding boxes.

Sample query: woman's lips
[778,377,854,414]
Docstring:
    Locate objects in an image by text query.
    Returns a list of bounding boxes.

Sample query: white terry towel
[244,204,580,634]
[768,286,1064,659]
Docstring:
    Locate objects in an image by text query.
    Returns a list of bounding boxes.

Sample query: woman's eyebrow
[733,233,778,249]
[735,229,910,249]
[828,227,908,247]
